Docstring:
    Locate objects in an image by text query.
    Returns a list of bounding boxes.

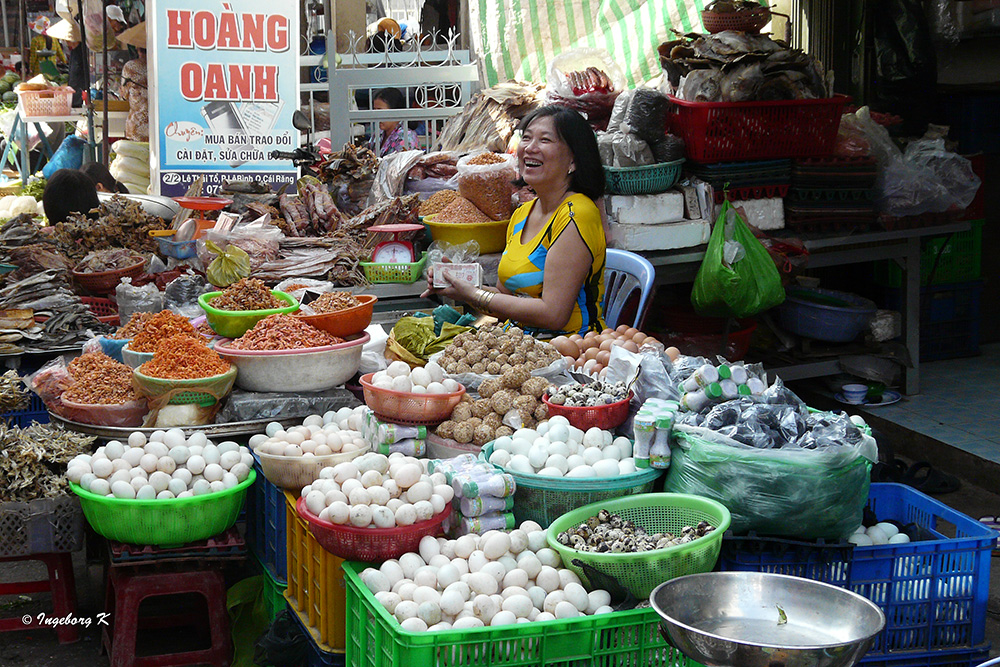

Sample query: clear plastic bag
[612,133,654,167]
[201,222,282,269]
[114,277,164,322]
[902,139,981,212]
[26,356,74,412]
[455,152,516,221]
[164,273,211,318]
[544,48,625,131]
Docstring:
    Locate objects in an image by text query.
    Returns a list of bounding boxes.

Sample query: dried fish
[0,369,28,413]
[0,422,96,502]
[0,214,43,247]
[438,82,544,154]
[51,195,169,262]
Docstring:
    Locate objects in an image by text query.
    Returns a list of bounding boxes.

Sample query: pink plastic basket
[16,87,73,117]
[359,372,465,426]
[297,496,450,562]
[542,392,632,431]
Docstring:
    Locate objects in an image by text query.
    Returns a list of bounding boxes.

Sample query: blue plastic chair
[602,248,656,329]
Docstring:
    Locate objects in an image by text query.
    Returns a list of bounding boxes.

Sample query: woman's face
[373,97,398,134]
[517,116,574,193]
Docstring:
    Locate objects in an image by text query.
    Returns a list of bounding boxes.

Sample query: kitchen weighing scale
[171,196,233,239]
[368,223,424,264]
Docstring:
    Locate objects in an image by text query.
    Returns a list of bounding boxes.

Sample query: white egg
[186,455,206,475]
[414,566,438,589]
[135,484,156,500]
[535,566,561,593]
[349,504,373,527]
[848,533,874,546]
[527,444,550,470]
[203,463,225,483]
[406,481,433,504]
[594,605,614,615]
[412,586,440,606]
[375,591,402,615]
[537,467,563,477]
[592,458,621,478]
[90,479,111,496]
[866,526,889,545]
[543,590,566,614]
[395,504,417,526]
[122,447,144,467]
[482,532,511,560]
[507,455,533,474]
[587,589,612,614]
[567,465,596,478]
[440,590,464,616]
[454,534,477,559]
[413,500,435,521]
[618,459,637,475]
[544,454,569,474]
[874,522,900,539]
[391,375,413,393]
[80,473,97,491]
[563,582,589,612]
[888,533,911,544]
[536,548,561,568]
[547,423,569,445]
[111,480,136,499]
[489,450,512,468]
[393,463,422,489]
[472,594,499,622]
[161,429,184,449]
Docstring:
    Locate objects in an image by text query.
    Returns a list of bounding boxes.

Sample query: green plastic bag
[664,427,872,540]
[691,201,785,318]
[206,241,251,288]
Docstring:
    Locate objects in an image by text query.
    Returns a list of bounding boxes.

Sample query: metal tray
[47,412,304,440]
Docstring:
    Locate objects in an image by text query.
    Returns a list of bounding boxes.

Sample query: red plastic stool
[0,552,78,644]
[102,566,232,667]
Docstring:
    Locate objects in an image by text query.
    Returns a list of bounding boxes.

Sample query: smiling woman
[423,105,607,337]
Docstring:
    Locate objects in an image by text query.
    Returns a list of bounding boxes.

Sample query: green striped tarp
[471,0,710,88]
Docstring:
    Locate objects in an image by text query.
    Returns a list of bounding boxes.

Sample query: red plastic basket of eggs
[550,325,678,379]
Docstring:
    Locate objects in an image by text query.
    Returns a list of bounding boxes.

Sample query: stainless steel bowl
[650,572,885,667]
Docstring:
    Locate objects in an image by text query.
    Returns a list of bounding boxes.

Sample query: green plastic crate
[873,219,983,287]
[343,560,702,667]
[255,554,288,623]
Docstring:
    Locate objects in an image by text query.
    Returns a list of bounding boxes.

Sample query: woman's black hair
[80,162,128,194]
[43,169,100,224]
[513,105,605,201]
[373,87,407,110]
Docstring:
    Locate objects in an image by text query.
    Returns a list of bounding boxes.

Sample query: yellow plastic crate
[283,490,346,654]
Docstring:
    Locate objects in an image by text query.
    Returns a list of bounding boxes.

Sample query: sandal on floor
[871,459,907,483]
[902,461,961,495]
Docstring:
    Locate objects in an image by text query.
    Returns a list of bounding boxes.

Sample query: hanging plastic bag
[205,241,251,288]
[691,201,785,318]
[544,48,625,131]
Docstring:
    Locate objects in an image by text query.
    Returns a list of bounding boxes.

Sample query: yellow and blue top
[497,193,606,338]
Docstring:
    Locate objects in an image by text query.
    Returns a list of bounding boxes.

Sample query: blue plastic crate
[857,643,990,667]
[288,599,345,667]
[246,451,287,584]
[0,392,49,428]
[879,281,982,325]
[718,483,997,658]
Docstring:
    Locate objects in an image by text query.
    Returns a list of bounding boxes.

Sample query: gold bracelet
[483,290,496,313]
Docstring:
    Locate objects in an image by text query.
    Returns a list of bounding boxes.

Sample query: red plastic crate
[668,94,850,163]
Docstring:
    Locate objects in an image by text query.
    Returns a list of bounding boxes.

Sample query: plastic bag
[544,48,625,131]
[623,88,672,144]
[359,324,390,375]
[610,133,654,167]
[114,277,164,322]
[163,273,211,318]
[216,388,360,423]
[202,222,282,269]
[26,356,74,412]
[368,150,426,206]
[426,240,481,269]
[665,423,873,539]
[607,89,635,132]
[204,241,251,288]
[604,344,678,434]
[455,152,516,221]
[691,201,785,318]
[901,139,981,212]
[42,135,86,179]
[275,277,335,303]
[648,135,685,163]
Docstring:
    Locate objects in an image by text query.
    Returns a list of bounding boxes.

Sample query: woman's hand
[420,269,480,304]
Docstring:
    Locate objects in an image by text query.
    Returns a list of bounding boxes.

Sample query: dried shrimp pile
[209,278,282,311]
[230,314,343,351]
[306,291,360,314]
[139,336,231,379]
[128,310,199,352]
[108,312,152,340]
[418,190,460,217]
[63,351,140,404]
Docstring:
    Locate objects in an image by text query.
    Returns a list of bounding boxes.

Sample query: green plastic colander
[546,493,731,599]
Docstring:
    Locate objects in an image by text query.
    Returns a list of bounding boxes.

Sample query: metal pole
[101,0,109,167]
[2,0,9,49]
[18,0,26,77]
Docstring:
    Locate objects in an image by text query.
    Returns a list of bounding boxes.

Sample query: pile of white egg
[370,360,462,395]
[360,526,613,632]
[848,522,911,546]
[487,416,635,478]
[250,406,369,457]
[66,429,254,500]
[302,452,452,528]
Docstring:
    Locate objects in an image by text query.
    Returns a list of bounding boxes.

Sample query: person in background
[80,162,128,194]
[43,168,100,223]
[423,106,607,337]
[45,16,87,106]
[367,87,419,157]
[28,16,66,78]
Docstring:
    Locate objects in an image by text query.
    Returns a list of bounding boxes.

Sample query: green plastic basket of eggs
[550,325,660,379]
[67,429,256,547]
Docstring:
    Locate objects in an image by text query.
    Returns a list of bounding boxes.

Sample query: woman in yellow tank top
[423,106,607,337]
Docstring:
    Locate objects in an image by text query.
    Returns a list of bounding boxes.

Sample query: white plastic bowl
[213,331,369,392]
[253,446,370,491]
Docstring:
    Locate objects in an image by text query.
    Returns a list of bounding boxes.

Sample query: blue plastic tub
[717,483,997,657]
[778,287,876,342]
[246,450,287,584]
[157,236,198,260]
[97,336,130,363]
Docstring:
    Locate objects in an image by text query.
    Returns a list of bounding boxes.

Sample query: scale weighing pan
[172,196,232,211]
[651,572,885,667]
